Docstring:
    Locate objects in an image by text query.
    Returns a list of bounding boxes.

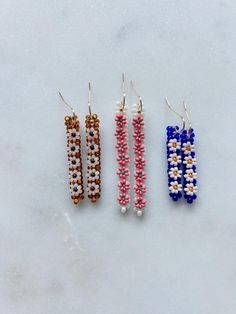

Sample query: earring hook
[165,97,185,133]
[120,73,126,110]
[58,91,75,115]
[130,80,143,112]
[88,82,92,116]
[183,101,192,130]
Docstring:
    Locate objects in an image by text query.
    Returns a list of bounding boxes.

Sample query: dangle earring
[181,102,198,203]
[59,92,84,204]
[131,81,146,216]
[165,98,184,201]
[85,83,101,202]
[115,74,130,214]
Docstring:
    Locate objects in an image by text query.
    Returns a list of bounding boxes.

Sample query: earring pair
[115,75,146,216]
[59,83,101,205]
[166,98,198,204]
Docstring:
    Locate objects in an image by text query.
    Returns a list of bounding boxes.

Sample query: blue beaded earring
[165,98,185,202]
[180,102,198,204]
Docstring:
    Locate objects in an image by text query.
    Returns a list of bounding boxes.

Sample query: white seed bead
[121,206,127,214]
[137,210,143,217]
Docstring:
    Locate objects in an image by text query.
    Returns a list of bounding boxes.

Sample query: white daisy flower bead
[184,169,197,182]
[167,138,181,152]
[184,183,198,196]
[87,182,99,195]
[87,169,100,180]
[67,143,80,155]
[69,170,81,182]
[70,183,83,196]
[68,156,80,169]
[182,142,195,155]
[169,181,182,194]
[168,167,182,180]
[87,143,99,153]
[86,127,98,141]
[87,155,99,167]
[183,156,197,168]
[67,128,80,140]
[168,153,181,166]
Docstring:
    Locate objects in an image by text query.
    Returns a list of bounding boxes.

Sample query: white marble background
[0,0,236,313]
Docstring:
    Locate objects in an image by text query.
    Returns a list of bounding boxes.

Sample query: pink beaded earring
[115,74,130,214]
[131,81,146,216]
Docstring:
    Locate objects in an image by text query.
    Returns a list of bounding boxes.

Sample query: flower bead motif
[135,170,146,182]
[184,169,197,182]
[70,183,83,197]
[135,156,146,169]
[118,193,130,205]
[67,128,80,141]
[87,182,100,196]
[115,128,126,141]
[117,154,130,166]
[69,170,81,182]
[65,115,84,204]
[134,183,147,196]
[86,127,98,141]
[133,130,145,142]
[166,126,182,201]
[115,106,130,214]
[68,155,81,170]
[133,107,146,216]
[168,167,182,180]
[134,197,146,209]
[67,143,80,155]
[117,167,130,179]
[118,180,130,193]
[134,143,145,155]
[87,143,99,153]
[184,183,198,196]
[168,153,181,166]
[132,116,144,128]
[167,138,181,152]
[87,155,99,167]
[169,181,182,194]
[115,114,127,128]
[115,140,128,154]
[183,156,197,168]
[181,128,198,204]
[182,141,195,155]
[87,169,100,181]
[85,114,101,203]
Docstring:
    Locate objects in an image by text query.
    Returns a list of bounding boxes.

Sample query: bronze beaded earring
[85,83,101,202]
[59,92,84,205]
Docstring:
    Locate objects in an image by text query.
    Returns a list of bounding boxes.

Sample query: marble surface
[0,0,236,313]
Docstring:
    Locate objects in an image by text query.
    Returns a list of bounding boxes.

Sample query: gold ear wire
[88,82,92,116]
[165,97,185,133]
[121,73,126,110]
[183,101,192,130]
[58,91,75,115]
[130,80,143,112]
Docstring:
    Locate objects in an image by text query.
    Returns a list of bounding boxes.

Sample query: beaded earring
[165,98,198,203]
[181,103,198,203]
[165,98,184,202]
[115,74,130,214]
[59,92,84,204]
[85,83,101,202]
[131,81,146,216]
